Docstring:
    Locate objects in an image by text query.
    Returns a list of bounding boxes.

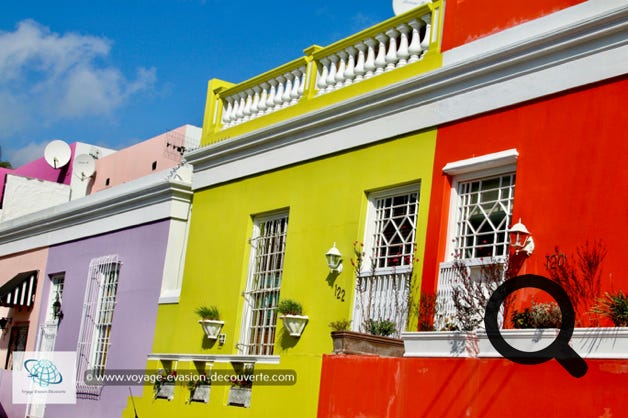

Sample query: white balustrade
[219,6,435,129]
[315,11,433,96]
[221,66,307,128]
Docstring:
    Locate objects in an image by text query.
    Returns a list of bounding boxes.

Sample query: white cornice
[187,1,628,190]
[0,170,193,257]
[147,353,281,364]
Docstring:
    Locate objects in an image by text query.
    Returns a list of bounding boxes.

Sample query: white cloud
[0,20,156,137]
[4,141,48,167]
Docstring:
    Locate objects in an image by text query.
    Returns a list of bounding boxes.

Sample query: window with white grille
[76,255,121,397]
[354,185,419,337]
[239,213,288,356]
[454,173,515,259]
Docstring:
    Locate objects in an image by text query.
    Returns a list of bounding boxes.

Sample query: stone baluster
[242,90,253,121]
[316,58,330,94]
[421,14,432,50]
[374,34,388,75]
[343,47,356,86]
[251,86,261,116]
[266,79,277,113]
[364,38,377,79]
[335,51,348,87]
[257,83,269,115]
[297,67,306,96]
[290,69,301,104]
[354,42,367,82]
[326,55,338,92]
[222,97,234,127]
[274,76,286,107]
[407,19,423,63]
[385,29,399,71]
[235,93,246,123]
[396,24,410,67]
[282,73,293,107]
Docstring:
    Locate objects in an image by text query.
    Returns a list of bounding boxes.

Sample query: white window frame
[76,255,121,397]
[239,212,289,356]
[353,184,420,337]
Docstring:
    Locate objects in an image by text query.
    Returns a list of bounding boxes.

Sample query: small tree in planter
[196,305,224,339]
[277,299,308,337]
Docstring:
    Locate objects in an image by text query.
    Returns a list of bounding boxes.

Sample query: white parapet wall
[0,174,71,222]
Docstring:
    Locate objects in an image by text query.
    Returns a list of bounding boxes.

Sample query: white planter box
[154,383,175,400]
[403,328,628,359]
[280,315,308,337]
[198,319,224,339]
[228,386,252,407]
[189,384,211,403]
[401,331,479,357]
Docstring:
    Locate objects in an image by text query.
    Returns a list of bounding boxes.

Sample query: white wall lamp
[509,218,535,256]
[325,243,343,273]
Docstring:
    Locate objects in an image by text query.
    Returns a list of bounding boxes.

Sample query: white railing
[221,65,308,129]
[435,259,506,330]
[353,271,411,338]
[214,1,440,132]
[435,261,458,329]
[315,14,432,94]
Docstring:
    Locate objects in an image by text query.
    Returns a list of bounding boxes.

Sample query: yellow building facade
[124,2,443,417]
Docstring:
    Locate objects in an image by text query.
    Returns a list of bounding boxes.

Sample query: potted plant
[196,305,224,340]
[187,373,210,403]
[277,299,308,337]
[154,369,177,401]
[227,364,253,408]
[592,290,628,326]
[329,318,405,357]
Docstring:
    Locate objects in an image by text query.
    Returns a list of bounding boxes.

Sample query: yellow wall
[125,129,436,418]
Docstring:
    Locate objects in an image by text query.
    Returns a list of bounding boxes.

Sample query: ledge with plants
[404,242,628,359]
[196,305,224,340]
[277,299,308,337]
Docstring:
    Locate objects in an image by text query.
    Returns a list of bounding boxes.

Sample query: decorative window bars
[240,214,289,355]
[354,187,419,337]
[454,173,515,259]
[76,255,121,398]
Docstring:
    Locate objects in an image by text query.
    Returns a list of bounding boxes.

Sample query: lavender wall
[41,219,171,418]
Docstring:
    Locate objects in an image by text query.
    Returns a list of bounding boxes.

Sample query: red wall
[421,77,628,322]
[441,0,586,51]
[318,354,628,417]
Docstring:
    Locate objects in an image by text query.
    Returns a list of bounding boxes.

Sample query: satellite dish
[393,0,429,16]
[73,154,96,180]
[44,140,71,169]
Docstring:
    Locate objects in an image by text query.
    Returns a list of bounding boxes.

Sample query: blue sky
[0,0,394,166]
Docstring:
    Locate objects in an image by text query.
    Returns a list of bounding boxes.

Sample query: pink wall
[318,354,628,417]
[90,125,193,193]
[0,248,49,365]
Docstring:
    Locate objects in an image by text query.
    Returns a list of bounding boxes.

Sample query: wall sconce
[52,293,64,320]
[325,243,343,273]
[0,317,12,331]
[509,218,535,256]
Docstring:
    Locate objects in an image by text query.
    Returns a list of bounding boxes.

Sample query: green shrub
[277,299,303,316]
[592,291,628,327]
[364,319,396,337]
[195,305,220,320]
[511,302,562,329]
[328,319,351,331]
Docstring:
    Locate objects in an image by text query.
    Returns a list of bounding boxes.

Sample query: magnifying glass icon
[484,274,588,378]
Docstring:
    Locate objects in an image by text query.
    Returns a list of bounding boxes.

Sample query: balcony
[202,0,442,145]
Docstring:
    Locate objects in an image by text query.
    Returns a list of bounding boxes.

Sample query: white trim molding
[187,1,628,191]
[0,169,193,257]
[442,149,518,176]
[147,353,281,364]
